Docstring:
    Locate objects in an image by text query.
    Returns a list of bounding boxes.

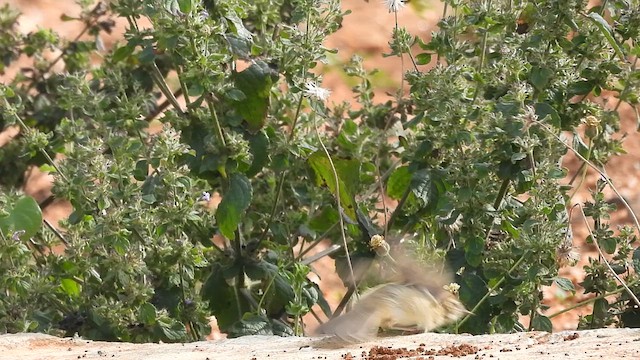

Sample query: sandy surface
[2,328,640,360]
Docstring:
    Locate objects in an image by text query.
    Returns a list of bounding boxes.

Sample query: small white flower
[383,0,405,13]
[303,81,331,101]
[100,209,107,216]
[200,192,211,202]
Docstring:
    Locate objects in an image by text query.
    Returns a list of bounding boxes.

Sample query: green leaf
[39,164,57,173]
[632,247,640,272]
[416,53,432,65]
[216,173,252,239]
[501,219,520,238]
[60,278,80,297]
[305,282,332,318]
[245,260,295,315]
[494,313,516,333]
[534,103,560,127]
[464,236,484,267]
[225,34,252,59]
[225,10,253,40]
[139,303,157,325]
[141,194,157,205]
[157,320,187,342]
[308,206,339,233]
[511,152,527,162]
[568,80,595,96]
[232,61,278,133]
[572,132,590,158]
[548,167,567,179]
[530,314,552,332]
[112,45,134,62]
[587,13,625,61]
[386,166,411,199]
[134,160,149,181]
[459,272,487,307]
[137,45,156,64]
[246,131,270,177]
[0,196,42,239]
[599,236,617,254]
[227,314,273,338]
[177,0,193,13]
[308,151,360,219]
[529,66,552,90]
[356,209,379,238]
[270,318,294,337]
[554,277,575,293]
[201,264,250,331]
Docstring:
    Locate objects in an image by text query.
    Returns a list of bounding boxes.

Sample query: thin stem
[313,112,358,299]
[567,162,587,186]
[255,93,306,248]
[43,218,69,246]
[386,185,411,230]
[534,120,640,232]
[294,222,340,262]
[396,10,405,94]
[5,103,68,183]
[332,284,356,319]
[614,57,639,112]
[144,88,183,122]
[576,205,640,308]
[477,0,492,72]
[150,62,185,116]
[493,178,510,210]
[256,171,286,245]
[204,94,227,149]
[375,156,389,237]
[568,138,593,200]
[257,273,277,312]
[176,66,191,108]
[472,0,492,103]
[455,253,527,332]
[437,3,448,65]
[288,88,306,142]
[25,17,96,93]
[548,280,640,319]
[253,95,307,247]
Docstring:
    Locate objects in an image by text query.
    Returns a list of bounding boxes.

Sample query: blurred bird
[315,257,468,343]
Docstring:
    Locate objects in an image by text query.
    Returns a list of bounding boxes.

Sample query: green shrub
[1,0,639,341]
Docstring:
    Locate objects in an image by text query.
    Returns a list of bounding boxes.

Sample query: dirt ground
[2,0,640,358]
[2,328,640,359]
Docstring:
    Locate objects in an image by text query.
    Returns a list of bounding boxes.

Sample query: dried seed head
[520,105,538,131]
[369,234,390,256]
[443,282,461,295]
[582,115,600,128]
[556,244,580,267]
